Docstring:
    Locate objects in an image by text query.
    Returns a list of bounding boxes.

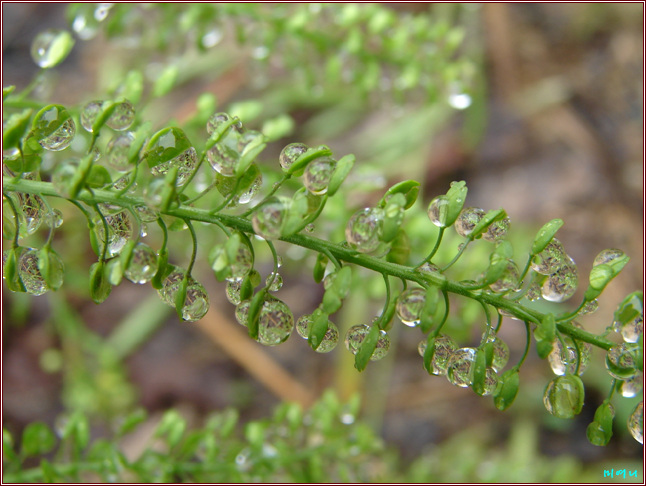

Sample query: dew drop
[427,196,450,228]
[251,198,290,240]
[446,347,476,387]
[395,288,426,327]
[207,137,239,177]
[541,256,578,302]
[344,324,390,360]
[225,280,242,305]
[482,333,510,372]
[18,248,48,295]
[305,223,315,233]
[543,375,583,419]
[206,113,242,136]
[479,368,499,396]
[418,334,458,376]
[257,297,294,346]
[266,272,283,291]
[81,100,103,132]
[620,372,643,398]
[531,239,566,275]
[30,29,75,69]
[181,281,210,322]
[93,210,133,257]
[17,193,46,237]
[482,217,510,242]
[415,262,440,275]
[303,156,336,196]
[134,204,158,223]
[489,260,520,293]
[47,208,64,229]
[157,267,186,306]
[593,248,626,267]
[105,132,135,171]
[124,243,158,284]
[580,299,599,315]
[605,343,640,380]
[455,207,485,238]
[628,401,643,444]
[548,331,591,376]
[34,106,76,151]
[235,299,251,326]
[345,207,384,253]
[279,143,308,171]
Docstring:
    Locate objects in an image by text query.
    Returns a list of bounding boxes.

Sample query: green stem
[422,226,445,264]
[516,321,532,369]
[3,178,616,351]
[430,290,451,338]
[184,219,198,277]
[442,237,471,272]
[241,173,291,218]
[3,192,21,248]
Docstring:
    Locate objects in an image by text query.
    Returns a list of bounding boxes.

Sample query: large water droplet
[541,256,578,302]
[34,106,76,151]
[94,210,133,257]
[251,198,290,240]
[124,243,158,284]
[593,248,626,267]
[482,217,510,242]
[628,401,643,444]
[106,100,135,131]
[18,248,48,295]
[47,208,64,229]
[482,333,510,372]
[427,196,450,228]
[157,267,186,306]
[344,324,390,360]
[489,260,520,293]
[580,299,599,315]
[279,143,308,171]
[206,113,242,136]
[531,239,566,275]
[605,343,640,380]
[182,281,210,322]
[455,207,485,238]
[225,280,242,305]
[235,299,251,326]
[446,347,476,387]
[548,328,591,376]
[257,297,294,346]
[395,288,426,327]
[134,204,158,223]
[620,372,643,398]
[479,368,499,396]
[105,132,135,171]
[303,156,336,196]
[543,375,584,419]
[345,207,384,253]
[30,29,75,69]
[207,137,239,177]
[80,100,103,132]
[265,272,283,291]
[17,193,46,237]
[415,262,440,275]
[418,334,458,376]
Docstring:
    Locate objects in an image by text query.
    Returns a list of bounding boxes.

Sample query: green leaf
[90,100,117,134]
[587,401,614,446]
[261,114,294,142]
[89,261,111,304]
[327,154,355,197]
[494,369,520,411]
[386,228,410,265]
[174,276,189,319]
[68,153,94,198]
[32,104,73,140]
[380,180,420,211]
[308,310,329,351]
[236,142,266,178]
[247,290,267,340]
[422,336,436,374]
[38,29,75,68]
[535,314,556,359]
[444,181,468,227]
[613,291,643,328]
[128,121,151,164]
[156,410,186,449]
[419,286,439,334]
[152,64,179,98]
[21,422,56,457]
[40,459,57,482]
[313,253,328,284]
[381,193,405,243]
[531,219,564,255]
[287,145,332,175]
[4,247,27,293]
[3,85,16,99]
[86,165,112,188]
[2,109,32,149]
[117,408,147,437]
[204,116,240,150]
[470,209,507,240]
[354,325,380,371]
[38,247,64,291]
[482,241,513,286]
[151,249,170,290]
[471,347,488,396]
[105,257,124,286]
[143,127,191,169]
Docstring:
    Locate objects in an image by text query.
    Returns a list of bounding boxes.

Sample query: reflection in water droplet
[395,288,426,327]
[345,207,384,253]
[593,248,626,267]
[427,196,450,228]
[543,375,583,419]
[541,256,578,302]
[18,248,48,295]
[446,347,476,387]
[303,157,336,195]
[344,324,390,360]
[251,198,289,240]
[266,272,283,291]
[455,207,485,237]
[628,401,643,444]
[418,334,458,376]
[94,211,133,257]
[620,372,643,398]
[124,243,158,284]
[279,143,308,171]
[182,281,210,321]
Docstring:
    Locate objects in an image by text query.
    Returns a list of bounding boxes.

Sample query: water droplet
[181,281,210,321]
[295,314,339,353]
[415,262,440,275]
[113,175,135,192]
[279,143,308,171]
[543,375,584,419]
[427,196,450,228]
[139,224,147,237]
[47,208,64,228]
[526,283,542,301]
[482,217,510,242]
[482,333,510,372]
[490,260,520,293]
[276,256,283,268]
[257,297,294,346]
[106,100,135,131]
[448,92,472,110]
[266,272,283,291]
[531,239,566,275]
[455,207,485,237]
[30,29,75,69]
[620,372,643,398]
[580,299,599,315]
[80,100,103,132]
[296,314,312,338]
[148,130,198,186]
[613,294,643,343]
[16,193,46,237]
[345,207,384,253]
[446,347,476,387]
[226,280,242,305]
[235,299,251,326]
[605,343,640,379]
[479,368,499,396]
[206,112,242,136]
[303,156,336,196]
[251,198,290,240]
[344,324,390,360]
[628,401,643,444]
[304,223,315,233]
[105,132,135,171]
[548,328,591,376]
[395,288,426,327]
[593,248,626,267]
[124,243,158,284]
[541,256,578,302]
[418,334,458,376]
[93,210,133,257]
[18,248,48,295]
[134,204,158,223]
[157,266,186,306]
[34,106,75,151]
[207,138,239,177]
[72,12,98,40]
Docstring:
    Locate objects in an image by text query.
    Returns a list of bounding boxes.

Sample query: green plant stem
[516,321,532,369]
[3,178,616,351]
[184,219,198,276]
[422,226,444,264]
[442,237,471,272]
[3,192,21,248]
[241,173,291,218]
